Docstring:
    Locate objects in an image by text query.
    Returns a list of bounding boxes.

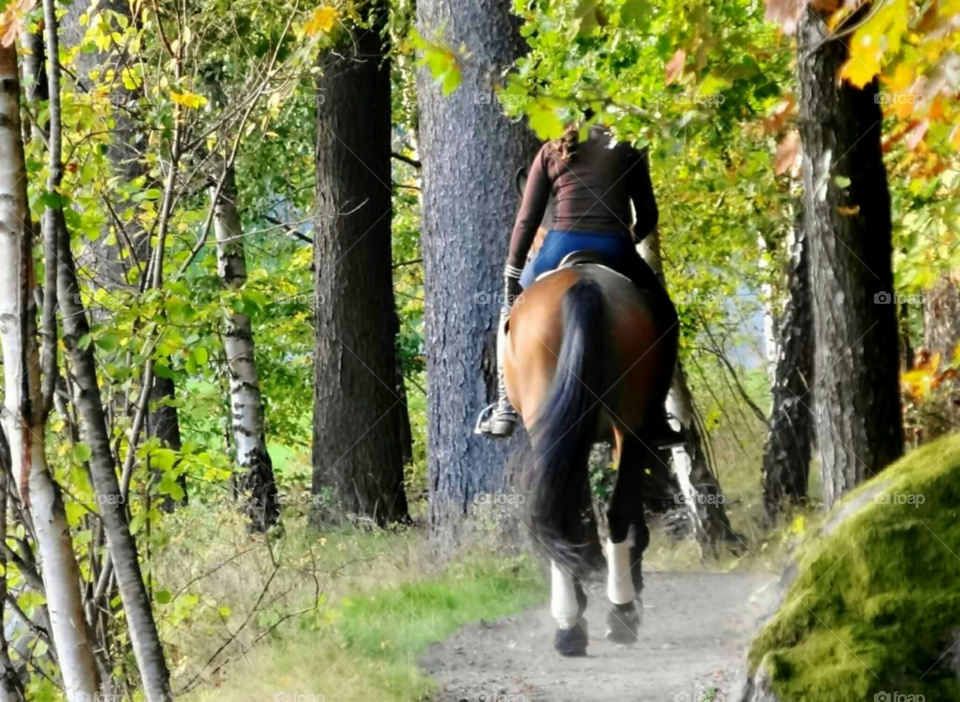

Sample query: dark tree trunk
[762,214,813,518]
[923,277,960,432]
[416,0,540,526]
[147,375,187,512]
[312,0,409,526]
[798,6,903,509]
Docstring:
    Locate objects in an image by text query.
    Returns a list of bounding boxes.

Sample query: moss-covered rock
[743,434,960,702]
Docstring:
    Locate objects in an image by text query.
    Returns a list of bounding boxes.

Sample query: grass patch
[747,433,960,701]
[171,505,546,702]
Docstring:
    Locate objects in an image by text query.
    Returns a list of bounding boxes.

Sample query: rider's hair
[552,124,580,163]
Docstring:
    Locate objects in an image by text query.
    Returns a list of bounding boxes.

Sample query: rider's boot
[475,308,519,438]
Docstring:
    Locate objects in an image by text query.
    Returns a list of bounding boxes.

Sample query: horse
[503,259,678,656]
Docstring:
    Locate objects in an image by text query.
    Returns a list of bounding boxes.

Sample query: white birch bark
[211,169,278,529]
[40,2,175,696]
[0,43,100,701]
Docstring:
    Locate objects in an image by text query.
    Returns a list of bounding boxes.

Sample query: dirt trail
[422,570,778,702]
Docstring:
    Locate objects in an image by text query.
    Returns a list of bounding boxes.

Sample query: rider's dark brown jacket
[507,129,659,269]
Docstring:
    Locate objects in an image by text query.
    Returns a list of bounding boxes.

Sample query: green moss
[748,434,960,701]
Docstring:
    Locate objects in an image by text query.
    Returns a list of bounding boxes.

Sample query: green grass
[747,433,960,701]
[181,521,546,702]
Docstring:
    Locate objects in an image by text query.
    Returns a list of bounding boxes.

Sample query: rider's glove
[503,263,523,308]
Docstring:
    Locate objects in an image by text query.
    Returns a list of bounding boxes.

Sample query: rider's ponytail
[553,124,580,162]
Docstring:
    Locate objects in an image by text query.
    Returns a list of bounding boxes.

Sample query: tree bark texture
[212,168,279,531]
[923,277,960,431]
[312,0,409,525]
[43,2,174,695]
[0,43,101,702]
[0,430,26,702]
[415,0,540,525]
[798,7,904,509]
[762,216,814,518]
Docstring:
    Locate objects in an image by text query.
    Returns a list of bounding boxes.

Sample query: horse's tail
[528,277,606,572]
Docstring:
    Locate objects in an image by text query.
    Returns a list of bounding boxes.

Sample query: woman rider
[476,123,683,445]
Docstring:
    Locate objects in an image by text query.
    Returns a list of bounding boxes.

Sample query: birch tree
[212,168,279,530]
[40,2,174,698]
[0,40,100,701]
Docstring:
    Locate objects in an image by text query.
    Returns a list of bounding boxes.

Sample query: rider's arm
[507,147,551,270]
[629,148,659,241]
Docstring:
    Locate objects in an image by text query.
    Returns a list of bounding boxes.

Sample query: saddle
[535,250,631,283]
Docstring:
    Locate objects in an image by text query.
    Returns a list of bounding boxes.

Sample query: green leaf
[191,346,209,366]
[154,363,176,380]
[95,333,120,352]
[834,175,852,188]
[155,590,172,605]
[152,448,177,472]
[74,442,92,462]
[621,0,651,31]
[527,101,565,140]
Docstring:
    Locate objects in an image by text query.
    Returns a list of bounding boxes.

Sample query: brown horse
[503,262,678,656]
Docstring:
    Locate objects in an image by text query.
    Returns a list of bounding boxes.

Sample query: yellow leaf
[305,6,338,36]
[840,0,908,88]
[170,91,207,109]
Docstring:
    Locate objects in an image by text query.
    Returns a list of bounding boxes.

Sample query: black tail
[528,278,606,572]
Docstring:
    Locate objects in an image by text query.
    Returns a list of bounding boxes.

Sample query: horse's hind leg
[604,431,646,644]
[550,563,589,656]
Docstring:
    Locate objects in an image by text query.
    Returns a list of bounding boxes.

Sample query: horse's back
[504,265,673,432]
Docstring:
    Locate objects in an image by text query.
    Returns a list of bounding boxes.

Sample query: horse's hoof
[604,602,641,644]
[554,619,588,656]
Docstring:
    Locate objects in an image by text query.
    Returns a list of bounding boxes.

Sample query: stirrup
[474,403,518,438]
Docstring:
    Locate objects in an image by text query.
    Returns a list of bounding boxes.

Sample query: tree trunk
[415,0,540,526]
[42,3,174,697]
[147,374,186,512]
[212,169,279,531]
[0,430,26,702]
[923,276,960,431]
[762,214,813,518]
[312,0,409,525]
[0,43,101,701]
[798,6,904,509]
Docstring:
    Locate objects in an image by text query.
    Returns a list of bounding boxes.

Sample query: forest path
[421,570,777,702]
